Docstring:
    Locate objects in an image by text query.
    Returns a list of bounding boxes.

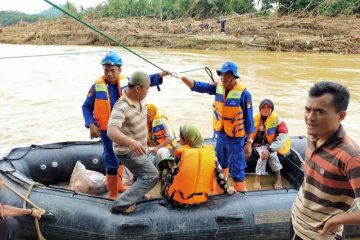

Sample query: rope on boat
[42,0,164,71]
[3,181,46,240]
[0,50,106,60]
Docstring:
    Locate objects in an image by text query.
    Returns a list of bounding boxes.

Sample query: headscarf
[259,99,274,111]
[147,103,157,122]
[179,124,203,148]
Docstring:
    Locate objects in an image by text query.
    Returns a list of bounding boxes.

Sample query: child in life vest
[159,124,235,207]
[147,103,177,165]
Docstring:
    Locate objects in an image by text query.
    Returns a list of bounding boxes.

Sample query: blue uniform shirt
[192,80,254,135]
[82,73,163,128]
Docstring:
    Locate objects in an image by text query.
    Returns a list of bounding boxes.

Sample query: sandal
[111,204,136,214]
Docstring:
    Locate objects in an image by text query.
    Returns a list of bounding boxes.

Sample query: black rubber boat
[0,137,359,239]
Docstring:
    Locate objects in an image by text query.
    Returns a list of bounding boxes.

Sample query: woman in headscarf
[147,104,177,165]
[251,99,291,190]
[159,124,235,207]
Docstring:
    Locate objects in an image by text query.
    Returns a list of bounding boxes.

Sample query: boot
[234,181,247,192]
[106,175,118,200]
[117,165,129,193]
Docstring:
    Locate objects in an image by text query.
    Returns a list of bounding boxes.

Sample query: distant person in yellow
[159,124,235,207]
[252,99,291,190]
[147,103,177,165]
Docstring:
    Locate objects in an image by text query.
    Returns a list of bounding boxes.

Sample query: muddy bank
[0,16,359,54]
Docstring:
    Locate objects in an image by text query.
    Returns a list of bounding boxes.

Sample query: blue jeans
[112,153,158,209]
[215,132,246,181]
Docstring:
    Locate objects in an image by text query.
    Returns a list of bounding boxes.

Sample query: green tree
[231,0,255,14]
[0,11,42,27]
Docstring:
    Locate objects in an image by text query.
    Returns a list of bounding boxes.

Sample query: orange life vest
[213,81,246,138]
[93,75,126,130]
[151,115,177,150]
[167,145,215,205]
[253,112,291,155]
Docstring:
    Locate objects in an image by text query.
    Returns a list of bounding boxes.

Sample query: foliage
[0,11,43,27]
[1,0,358,28]
[99,0,358,19]
[105,0,256,19]
[278,0,360,16]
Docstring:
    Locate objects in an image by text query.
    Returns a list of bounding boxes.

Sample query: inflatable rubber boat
[0,137,359,239]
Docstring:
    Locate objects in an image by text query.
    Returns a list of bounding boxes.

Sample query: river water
[1,44,359,153]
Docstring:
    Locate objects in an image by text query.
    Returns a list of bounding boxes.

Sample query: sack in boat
[69,161,107,195]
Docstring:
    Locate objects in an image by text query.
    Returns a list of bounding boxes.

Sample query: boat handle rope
[42,0,165,71]
[3,180,46,240]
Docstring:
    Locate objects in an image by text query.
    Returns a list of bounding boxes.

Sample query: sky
[0,0,106,14]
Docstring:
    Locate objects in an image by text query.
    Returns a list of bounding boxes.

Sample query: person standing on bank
[290,81,360,240]
[177,61,254,192]
[0,178,43,240]
[82,51,167,200]
[107,71,159,214]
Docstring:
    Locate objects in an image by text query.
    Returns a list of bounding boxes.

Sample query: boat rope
[1,141,102,162]
[42,0,165,71]
[3,181,46,240]
[0,50,106,60]
[204,67,215,82]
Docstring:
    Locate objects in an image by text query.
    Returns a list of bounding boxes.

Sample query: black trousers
[0,217,20,240]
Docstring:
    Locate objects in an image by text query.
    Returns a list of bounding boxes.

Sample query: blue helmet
[101,51,122,66]
[216,61,240,79]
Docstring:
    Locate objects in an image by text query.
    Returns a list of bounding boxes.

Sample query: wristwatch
[246,139,253,144]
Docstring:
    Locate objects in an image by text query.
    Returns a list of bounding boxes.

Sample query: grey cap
[128,71,150,86]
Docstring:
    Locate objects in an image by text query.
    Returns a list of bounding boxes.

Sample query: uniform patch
[87,89,94,97]
[246,100,252,109]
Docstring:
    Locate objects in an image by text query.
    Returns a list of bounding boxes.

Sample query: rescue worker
[82,51,168,200]
[159,124,235,207]
[252,99,291,190]
[176,62,254,192]
[147,103,177,165]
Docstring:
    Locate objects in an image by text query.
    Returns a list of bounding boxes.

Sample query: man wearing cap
[107,71,159,213]
[252,99,291,190]
[178,61,254,192]
[82,51,168,200]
